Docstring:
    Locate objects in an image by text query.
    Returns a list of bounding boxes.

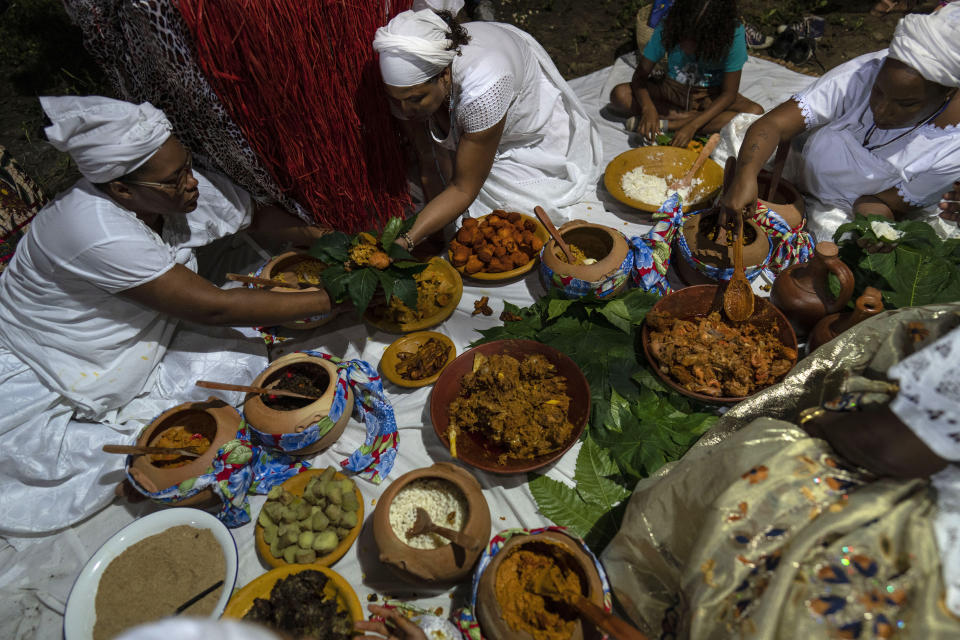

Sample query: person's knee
[609,83,633,112]
[744,102,765,116]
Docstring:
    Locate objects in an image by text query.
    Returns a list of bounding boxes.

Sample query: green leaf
[379,217,403,250]
[387,242,416,262]
[347,268,379,316]
[575,436,630,509]
[320,263,351,302]
[598,299,631,333]
[546,298,574,321]
[528,474,607,539]
[602,388,632,433]
[392,277,419,309]
[375,269,395,304]
[309,231,351,264]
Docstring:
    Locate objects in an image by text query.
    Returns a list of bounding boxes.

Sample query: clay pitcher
[540,220,631,297]
[770,241,855,337]
[807,286,884,354]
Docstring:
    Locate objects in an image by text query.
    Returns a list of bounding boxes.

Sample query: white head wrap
[373,9,459,87]
[115,618,281,640]
[888,3,960,88]
[40,95,172,184]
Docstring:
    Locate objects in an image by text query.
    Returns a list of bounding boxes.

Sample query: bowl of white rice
[604,146,723,212]
[372,462,491,584]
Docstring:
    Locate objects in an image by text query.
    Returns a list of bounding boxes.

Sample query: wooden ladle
[534,205,575,264]
[406,507,484,552]
[669,133,721,192]
[722,205,755,322]
[195,380,319,400]
[225,273,296,288]
[531,568,649,640]
[103,444,202,457]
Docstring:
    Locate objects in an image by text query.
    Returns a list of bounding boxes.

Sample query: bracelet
[400,232,416,251]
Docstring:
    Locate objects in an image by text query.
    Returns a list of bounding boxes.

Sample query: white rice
[620,166,701,205]
[388,478,469,550]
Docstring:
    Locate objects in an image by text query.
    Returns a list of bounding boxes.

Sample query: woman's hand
[720,173,758,215]
[939,180,960,224]
[354,605,428,640]
[671,123,697,149]
[638,106,661,139]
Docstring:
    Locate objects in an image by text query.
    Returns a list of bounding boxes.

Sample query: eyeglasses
[121,150,194,195]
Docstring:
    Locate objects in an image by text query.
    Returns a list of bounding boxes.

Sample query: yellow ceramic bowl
[254,469,364,569]
[364,258,463,334]
[449,212,550,281]
[604,146,723,213]
[222,563,362,623]
[380,331,456,389]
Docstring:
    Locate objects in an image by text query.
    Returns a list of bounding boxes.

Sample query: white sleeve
[181,170,255,248]
[63,235,176,294]
[458,74,515,134]
[793,53,883,129]
[888,326,960,461]
[896,135,960,207]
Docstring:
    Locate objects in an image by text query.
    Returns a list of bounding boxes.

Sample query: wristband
[400,231,416,250]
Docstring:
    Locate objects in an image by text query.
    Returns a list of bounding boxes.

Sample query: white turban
[115,618,281,640]
[373,9,459,87]
[889,3,960,88]
[40,95,172,184]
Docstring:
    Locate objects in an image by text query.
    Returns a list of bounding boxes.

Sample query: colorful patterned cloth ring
[454,526,614,640]
[125,422,308,527]
[245,351,399,484]
[247,258,333,345]
[538,240,635,299]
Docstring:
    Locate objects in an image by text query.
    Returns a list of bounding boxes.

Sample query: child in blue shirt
[610,0,763,147]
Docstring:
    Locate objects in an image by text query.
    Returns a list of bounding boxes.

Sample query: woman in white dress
[721,5,960,240]
[372,7,602,250]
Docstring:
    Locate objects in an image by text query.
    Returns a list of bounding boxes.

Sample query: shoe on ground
[786,38,816,65]
[744,23,774,49]
[768,29,798,59]
[777,15,826,40]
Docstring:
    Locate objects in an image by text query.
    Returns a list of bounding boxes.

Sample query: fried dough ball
[464,256,485,274]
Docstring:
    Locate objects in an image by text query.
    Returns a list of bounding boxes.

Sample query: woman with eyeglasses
[0,96,347,536]
[721,5,960,241]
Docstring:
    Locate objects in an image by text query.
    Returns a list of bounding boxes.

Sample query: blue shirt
[642,23,748,88]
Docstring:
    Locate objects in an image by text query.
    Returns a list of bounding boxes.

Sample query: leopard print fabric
[63,0,307,219]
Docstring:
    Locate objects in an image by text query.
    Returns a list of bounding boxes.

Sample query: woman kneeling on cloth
[372,2,602,250]
[0,96,345,537]
[721,5,960,241]
[602,302,960,638]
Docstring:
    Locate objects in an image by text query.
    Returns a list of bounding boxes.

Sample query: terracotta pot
[541,220,631,297]
[372,462,491,583]
[243,352,352,457]
[674,208,770,286]
[128,398,242,508]
[807,286,884,355]
[757,169,805,230]
[770,241,855,338]
[259,251,332,330]
[476,530,605,640]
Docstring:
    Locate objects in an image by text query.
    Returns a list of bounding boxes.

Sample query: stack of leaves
[309,217,426,316]
[833,215,960,308]
[476,289,718,550]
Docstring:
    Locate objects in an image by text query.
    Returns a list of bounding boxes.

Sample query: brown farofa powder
[495,548,581,640]
[93,525,225,640]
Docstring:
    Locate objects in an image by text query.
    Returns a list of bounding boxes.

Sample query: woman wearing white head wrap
[372,8,602,248]
[718,4,960,242]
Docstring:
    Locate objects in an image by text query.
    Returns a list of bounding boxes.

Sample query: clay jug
[807,287,884,354]
[770,241,855,337]
[259,252,333,330]
[540,220,630,297]
[757,169,805,229]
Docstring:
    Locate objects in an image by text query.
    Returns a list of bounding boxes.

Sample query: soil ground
[0,0,940,197]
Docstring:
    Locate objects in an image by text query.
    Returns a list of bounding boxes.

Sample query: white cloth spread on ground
[888,325,960,616]
[0,169,267,536]
[410,21,603,215]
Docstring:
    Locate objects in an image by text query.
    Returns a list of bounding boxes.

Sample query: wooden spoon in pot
[103,444,203,457]
[722,206,755,322]
[531,568,649,640]
[669,133,721,192]
[225,273,296,288]
[534,205,575,264]
[195,380,320,400]
[406,507,484,552]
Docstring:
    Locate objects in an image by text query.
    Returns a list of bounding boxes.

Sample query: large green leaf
[379,217,403,250]
[392,277,419,309]
[347,268,379,315]
[320,263,351,302]
[527,474,607,539]
[575,436,631,508]
[309,231,351,264]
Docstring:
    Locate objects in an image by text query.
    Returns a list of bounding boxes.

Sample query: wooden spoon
[225,273,296,288]
[406,507,484,552]
[531,568,649,640]
[103,444,203,457]
[534,205,575,264]
[669,133,721,192]
[722,206,755,322]
[765,141,790,201]
[195,380,319,400]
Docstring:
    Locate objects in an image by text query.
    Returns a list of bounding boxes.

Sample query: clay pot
[476,530,605,640]
[541,220,631,297]
[757,169,805,230]
[243,352,352,457]
[259,251,332,330]
[128,398,242,508]
[372,462,491,583]
[770,241,855,338]
[673,208,770,286]
[807,286,884,354]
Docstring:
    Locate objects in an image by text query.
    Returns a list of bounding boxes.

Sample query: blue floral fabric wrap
[124,423,308,528]
[538,243,635,299]
[245,351,399,484]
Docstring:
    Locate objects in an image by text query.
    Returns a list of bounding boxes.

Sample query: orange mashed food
[149,426,211,468]
[495,548,582,640]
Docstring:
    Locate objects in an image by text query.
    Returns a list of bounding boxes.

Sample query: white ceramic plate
[63,508,238,640]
